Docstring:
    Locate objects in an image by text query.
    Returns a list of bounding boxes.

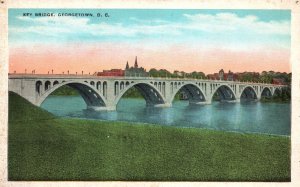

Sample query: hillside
[8,92,290,181]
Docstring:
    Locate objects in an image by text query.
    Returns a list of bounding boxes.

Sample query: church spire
[126,61,129,70]
[134,56,138,68]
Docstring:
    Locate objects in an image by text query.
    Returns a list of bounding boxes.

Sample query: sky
[8,9,291,74]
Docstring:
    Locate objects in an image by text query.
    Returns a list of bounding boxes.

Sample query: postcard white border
[1,0,300,187]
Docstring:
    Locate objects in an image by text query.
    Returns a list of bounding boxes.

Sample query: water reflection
[41,96,291,136]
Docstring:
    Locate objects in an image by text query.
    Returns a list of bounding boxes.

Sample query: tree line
[148,69,291,85]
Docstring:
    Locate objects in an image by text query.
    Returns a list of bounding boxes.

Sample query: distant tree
[158,69,172,77]
[149,68,159,77]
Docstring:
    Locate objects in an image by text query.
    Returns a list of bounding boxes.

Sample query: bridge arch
[102,81,107,98]
[120,81,125,90]
[45,80,51,91]
[239,86,258,100]
[35,80,43,95]
[53,80,59,86]
[170,83,206,104]
[211,84,236,102]
[273,87,281,97]
[96,81,101,91]
[36,80,108,109]
[114,82,166,107]
[261,87,272,98]
[114,81,119,96]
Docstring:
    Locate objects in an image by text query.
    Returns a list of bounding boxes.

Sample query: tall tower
[125,61,129,70]
[134,56,138,68]
[219,69,224,80]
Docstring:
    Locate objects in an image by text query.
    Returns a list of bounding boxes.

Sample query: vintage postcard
[1,0,300,187]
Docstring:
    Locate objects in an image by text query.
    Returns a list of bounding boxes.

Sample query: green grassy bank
[8,92,290,181]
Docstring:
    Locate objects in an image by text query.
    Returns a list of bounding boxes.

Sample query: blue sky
[9,9,291,49]
[9,9,291,74]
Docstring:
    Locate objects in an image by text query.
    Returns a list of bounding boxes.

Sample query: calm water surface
[41,96,291,136]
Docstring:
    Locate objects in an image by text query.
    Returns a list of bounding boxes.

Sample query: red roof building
[272,78,285,85]
[207,69,238,81]
[96,69,124,77]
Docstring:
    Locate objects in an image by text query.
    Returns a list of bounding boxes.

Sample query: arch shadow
[170,83,206,104]
[114,82,166,107]
[211,84,236,102]
[273,87,282,97]
[239,86,258,101]
[37,81,107,108]
[261,87,272,98]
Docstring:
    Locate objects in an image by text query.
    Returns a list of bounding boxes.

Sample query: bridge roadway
[8,74,287,111]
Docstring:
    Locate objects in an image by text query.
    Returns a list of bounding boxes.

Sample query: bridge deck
[8,74,285,87]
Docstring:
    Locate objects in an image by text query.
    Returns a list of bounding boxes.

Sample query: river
[41,96,291,136]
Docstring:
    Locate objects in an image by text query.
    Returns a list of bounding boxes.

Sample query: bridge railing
[8,73,287,87]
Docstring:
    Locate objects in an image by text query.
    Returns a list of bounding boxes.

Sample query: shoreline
[56,115,291,137]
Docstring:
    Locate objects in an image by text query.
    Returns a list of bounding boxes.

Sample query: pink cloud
[9,42,290,75]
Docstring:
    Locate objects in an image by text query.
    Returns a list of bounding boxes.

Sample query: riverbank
[8,92,290,181]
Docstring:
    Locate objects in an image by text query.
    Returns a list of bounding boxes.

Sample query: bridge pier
[154,103,172,108]
[257,96,262,101]
[217,99,240,103]
[233,98,240,103]
[87,105,117,111]
[189,101,212,105]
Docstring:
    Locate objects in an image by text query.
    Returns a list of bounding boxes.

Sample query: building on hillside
[124,56,149,77]
[272,78,285,85]
[227,70,234,81]
[219,69,224,80]
[206,73,219,80]
[174,70,184,77]
[207,69,238,81]
[96,69,124,76]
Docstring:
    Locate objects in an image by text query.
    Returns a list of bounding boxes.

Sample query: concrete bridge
[8,74,287,111]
